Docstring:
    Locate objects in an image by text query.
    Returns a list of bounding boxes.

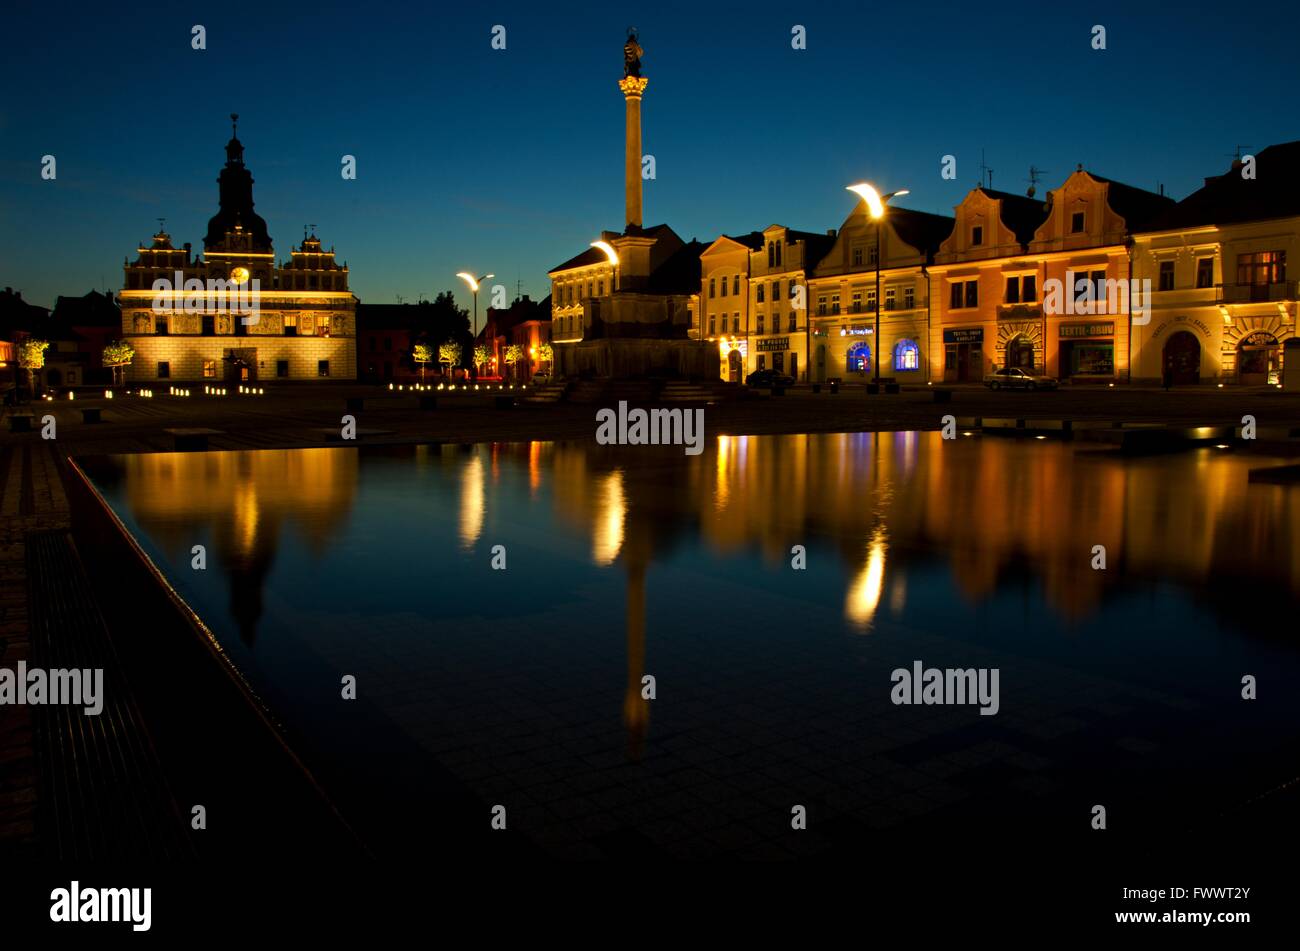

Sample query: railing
[997,302,1044,318]
[1217,281,1297,304]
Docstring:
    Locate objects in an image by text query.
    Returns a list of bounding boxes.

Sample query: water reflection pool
[79,434,1300,859]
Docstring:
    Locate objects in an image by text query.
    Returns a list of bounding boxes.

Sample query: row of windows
[126,272,344,291]
[156,359,330,379]
[710,277,803,300]
[707,312,802,336]
[845,340,921,373]
[817,286,917,314]
[1153,251,1284,291]
[850,245,880,268]
[136,315,336,336]
[555,276,608,304]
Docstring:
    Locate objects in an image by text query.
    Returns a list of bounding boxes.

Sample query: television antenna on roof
[978,149,994,190]
[1026,166,1048,198]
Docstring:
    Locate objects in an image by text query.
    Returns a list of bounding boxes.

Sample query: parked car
[746,368,795,388]
[984,367,1059,390]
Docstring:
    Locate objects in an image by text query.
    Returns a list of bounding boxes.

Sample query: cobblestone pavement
[0,444,69,853]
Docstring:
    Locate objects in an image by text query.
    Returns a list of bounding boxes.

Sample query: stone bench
[8,414,34,432]
[163,427,223,451]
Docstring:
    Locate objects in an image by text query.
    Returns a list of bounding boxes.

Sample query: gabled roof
[1086,173,1176,230]
[975,188,1051,245]
[549,224,681,273]
[701,232,764,255]
[788,230,837,270]
[1142,141,1300,232]
[51,290,120,330]
[647,240,707,294]
[550,246,607,272]
[888,207,956,256]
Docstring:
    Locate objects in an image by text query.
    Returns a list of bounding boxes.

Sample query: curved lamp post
[846,183,908,387]
[591,240,620,290]
[455,271,495,342]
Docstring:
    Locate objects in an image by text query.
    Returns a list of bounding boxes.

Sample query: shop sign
[839,327,873,336]
[756,336,790,352]
[1060,322,1114,338]
[943,328,983,344]
[1243,331,1278,347]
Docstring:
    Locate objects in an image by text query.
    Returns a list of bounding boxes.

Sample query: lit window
[894,339,920,371]
[846,342,870,374]
[202,360,217,378]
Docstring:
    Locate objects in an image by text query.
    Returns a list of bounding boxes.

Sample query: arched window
[894,339,920,371]
[847,342,871,374]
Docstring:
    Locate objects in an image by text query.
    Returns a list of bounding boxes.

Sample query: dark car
[746,368,795,388]
[983,367,1059,390]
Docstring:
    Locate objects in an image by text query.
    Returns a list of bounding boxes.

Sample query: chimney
[827,229,837,237]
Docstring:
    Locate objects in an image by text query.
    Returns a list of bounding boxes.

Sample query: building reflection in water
[115,448,359,644]
[99,435,1300,760]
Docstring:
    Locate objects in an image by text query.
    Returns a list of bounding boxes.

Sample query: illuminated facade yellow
[118,118,357,382]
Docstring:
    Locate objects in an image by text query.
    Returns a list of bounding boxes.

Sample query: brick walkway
[0,442,70,853]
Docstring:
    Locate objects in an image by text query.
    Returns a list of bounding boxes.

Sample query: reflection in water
[85,435,1300,776]
[592,470,626,566]
[112,448,358,643]
[459,454,485,550]
[845,528,888,633]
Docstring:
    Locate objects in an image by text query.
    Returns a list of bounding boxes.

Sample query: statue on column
[623,28,643,78]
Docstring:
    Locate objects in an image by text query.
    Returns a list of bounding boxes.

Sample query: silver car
[984,367,1059,390]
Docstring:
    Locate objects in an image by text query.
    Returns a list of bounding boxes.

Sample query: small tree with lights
[473,344,490,377]
[413,343,433,382]
[503,343,524,381]
[19,339,50,398]
[438,341,462,377]
[102,340,135,387]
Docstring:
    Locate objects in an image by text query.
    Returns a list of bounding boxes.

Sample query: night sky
[2,0,1296,310]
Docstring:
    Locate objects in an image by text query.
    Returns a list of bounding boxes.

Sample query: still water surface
[81,434,1300,859]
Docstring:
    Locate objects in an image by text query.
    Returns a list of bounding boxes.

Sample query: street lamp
[455,271,495,342]
[846,183,909,387]
[591,240,620,291]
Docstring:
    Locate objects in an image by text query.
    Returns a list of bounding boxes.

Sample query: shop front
[1237,331,1280,385]
[753,335,795,379]
[943,328,983,383]
[1058,321,1115,380]
[825,326,874,380]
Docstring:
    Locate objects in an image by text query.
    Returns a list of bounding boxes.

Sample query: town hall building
[118,116,357,383]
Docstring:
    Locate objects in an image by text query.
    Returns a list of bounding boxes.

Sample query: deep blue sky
[2,0,1296,310]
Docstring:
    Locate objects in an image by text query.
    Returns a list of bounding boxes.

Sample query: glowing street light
[846,183,909,388]
[590,239,618,288]
[456,270,495,345]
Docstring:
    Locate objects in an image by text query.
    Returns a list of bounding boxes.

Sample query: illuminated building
[810,205,952,383]
[1131,141,1300,384]
[929,170,1172,383]
[118,116,357,383]
[700,227,835,383]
